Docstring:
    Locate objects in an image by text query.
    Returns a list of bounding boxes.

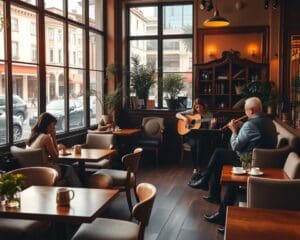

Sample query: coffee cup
[250,167,260,174]
[232,167,243,173]
[56,188,75,206]
[74,145,82,154]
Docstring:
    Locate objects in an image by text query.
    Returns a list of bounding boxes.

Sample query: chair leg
[125,188,133,211]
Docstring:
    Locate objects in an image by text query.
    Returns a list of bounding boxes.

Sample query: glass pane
[0,61,7,144]
[89,32,103,70]
[163,39,192,72]
[68,0,83,23]
[129,7,158,36]
[69,68,84,130]
[89,0,103,30]
[45,0,63,15]
[45,17,64,66]
[12,63,38,142]
[19,0,36,5]
[0,1,4,60]
[46,67,65,132]
[130,40,158,68]
[90,70,104,125]
[11,5,37,63]
[163,5,193,35]
[69,25,84,68]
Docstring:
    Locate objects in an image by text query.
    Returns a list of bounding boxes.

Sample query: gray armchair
[10,146,45,167]
[247,177,300,210]
[283,152,300,179]
[251,145,291,168]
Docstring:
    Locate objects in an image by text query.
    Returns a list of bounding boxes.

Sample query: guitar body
[177,114,202,135]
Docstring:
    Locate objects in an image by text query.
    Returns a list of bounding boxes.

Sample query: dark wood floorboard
[99,159,224,240]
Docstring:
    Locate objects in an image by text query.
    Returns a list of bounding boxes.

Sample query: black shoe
[188,177,209,190]
[204,212,225,225]
[203,195,220,204]
[217,226,225,234]
[188,173,202,185]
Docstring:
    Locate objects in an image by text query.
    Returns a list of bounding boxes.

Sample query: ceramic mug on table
[249,167,260,175]
[74,144,82,154]
[56,188,75,206]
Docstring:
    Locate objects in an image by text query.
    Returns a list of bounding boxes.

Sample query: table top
[221,165,289,185]
[58,148,116,162]
[0,186,119,223]
[225,206,300,240]
[89,128,141,136]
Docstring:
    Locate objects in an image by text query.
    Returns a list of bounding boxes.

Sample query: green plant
[130,55,155,103]
[239,152,252,169]
[104,85,121,114]
[241,80,278,108]
[163,73,185,99]
[0,174,25,199]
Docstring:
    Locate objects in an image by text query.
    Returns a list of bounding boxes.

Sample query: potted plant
[239,152,252,171]
[163,73,185,110]
[0,173,25,208]
[130,55,155,108]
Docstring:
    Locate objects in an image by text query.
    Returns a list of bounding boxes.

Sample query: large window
[0,0,104,146]
[128,3,193,108]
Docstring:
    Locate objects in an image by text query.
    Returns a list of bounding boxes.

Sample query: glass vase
[242,162,251,172]
[5,191,21,208]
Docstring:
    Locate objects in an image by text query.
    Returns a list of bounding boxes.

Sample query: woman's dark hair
[27,112,57,146]
[193,98,207,113]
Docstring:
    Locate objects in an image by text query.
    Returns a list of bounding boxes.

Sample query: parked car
[0,94,28,123]
[0,111,23,144]
[76,95,96,118]
[29,99,84,130]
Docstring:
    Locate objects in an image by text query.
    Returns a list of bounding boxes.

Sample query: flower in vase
[239,152,252,170]
[0,173,25,200]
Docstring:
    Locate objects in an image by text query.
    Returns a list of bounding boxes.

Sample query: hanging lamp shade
[203,9,230,27]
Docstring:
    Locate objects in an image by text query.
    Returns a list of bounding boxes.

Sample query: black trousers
[203,148,241,198]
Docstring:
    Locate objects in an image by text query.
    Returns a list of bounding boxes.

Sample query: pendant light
[203,0,230,27]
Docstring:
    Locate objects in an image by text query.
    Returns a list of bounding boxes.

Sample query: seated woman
[27,112,81,187]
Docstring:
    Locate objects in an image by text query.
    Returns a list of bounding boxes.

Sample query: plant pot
[166,99,177,110]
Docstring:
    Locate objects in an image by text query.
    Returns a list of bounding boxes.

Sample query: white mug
[232,167,243,173]
[250,167,260,174]
[56,188,75,206]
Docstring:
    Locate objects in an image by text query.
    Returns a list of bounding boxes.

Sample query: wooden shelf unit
[194,51,268,110]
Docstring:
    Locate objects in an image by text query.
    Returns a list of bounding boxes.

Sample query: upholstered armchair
[10,146,45,167]
[0,167,58,239]
[252,145,292,168]
[72,182,157,240]
[137,117,164,167]
[247,177,300,210]
[283,152,300,179]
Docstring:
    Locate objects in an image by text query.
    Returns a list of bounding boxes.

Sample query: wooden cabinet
[194,51,268,110]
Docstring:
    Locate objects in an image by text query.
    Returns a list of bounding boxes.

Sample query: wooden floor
[100,160,224,240]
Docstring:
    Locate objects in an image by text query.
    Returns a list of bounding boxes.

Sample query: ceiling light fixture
[203,0,230,27]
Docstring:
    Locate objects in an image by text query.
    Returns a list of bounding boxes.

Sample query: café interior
[0,0,300,239]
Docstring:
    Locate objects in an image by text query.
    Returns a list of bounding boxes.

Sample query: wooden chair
[88,148,143,211]
[72,182,156,240]
[0,167,58,240]
[136,117,164,167]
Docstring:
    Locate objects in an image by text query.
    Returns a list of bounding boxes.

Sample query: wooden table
[225,206,300,240]
[0,186,119,239]
[58,148,116,182]
[88,128,141,136]
[221,165,289,186]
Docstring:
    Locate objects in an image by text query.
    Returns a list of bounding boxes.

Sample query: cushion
[92,169,135,187]
[144,121,160,137]
[72,218,139,240]
[137,139,160,147]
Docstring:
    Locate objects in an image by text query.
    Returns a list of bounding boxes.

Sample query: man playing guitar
[176,98,217,185]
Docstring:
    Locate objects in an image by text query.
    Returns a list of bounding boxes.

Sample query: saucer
[231,170,247,175]
[248,171,264,176]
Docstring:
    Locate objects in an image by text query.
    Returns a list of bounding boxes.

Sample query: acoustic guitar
[177,114,213,135]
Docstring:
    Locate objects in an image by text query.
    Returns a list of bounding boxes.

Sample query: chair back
[141,117,164,141]
[247,177,300,210]
[122,148,143,174]
[10,146,46,168]
[283,152,300,179]
[132,183,156,229]
[84,133,115,149]
[5,167,58,188]
[252,145,291,168]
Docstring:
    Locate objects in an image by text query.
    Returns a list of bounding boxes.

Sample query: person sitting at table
[190,97,277,231]
[176,98,217,185]
[27,112,82,187]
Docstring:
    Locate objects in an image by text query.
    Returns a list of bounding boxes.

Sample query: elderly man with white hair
[189,97,277,233]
